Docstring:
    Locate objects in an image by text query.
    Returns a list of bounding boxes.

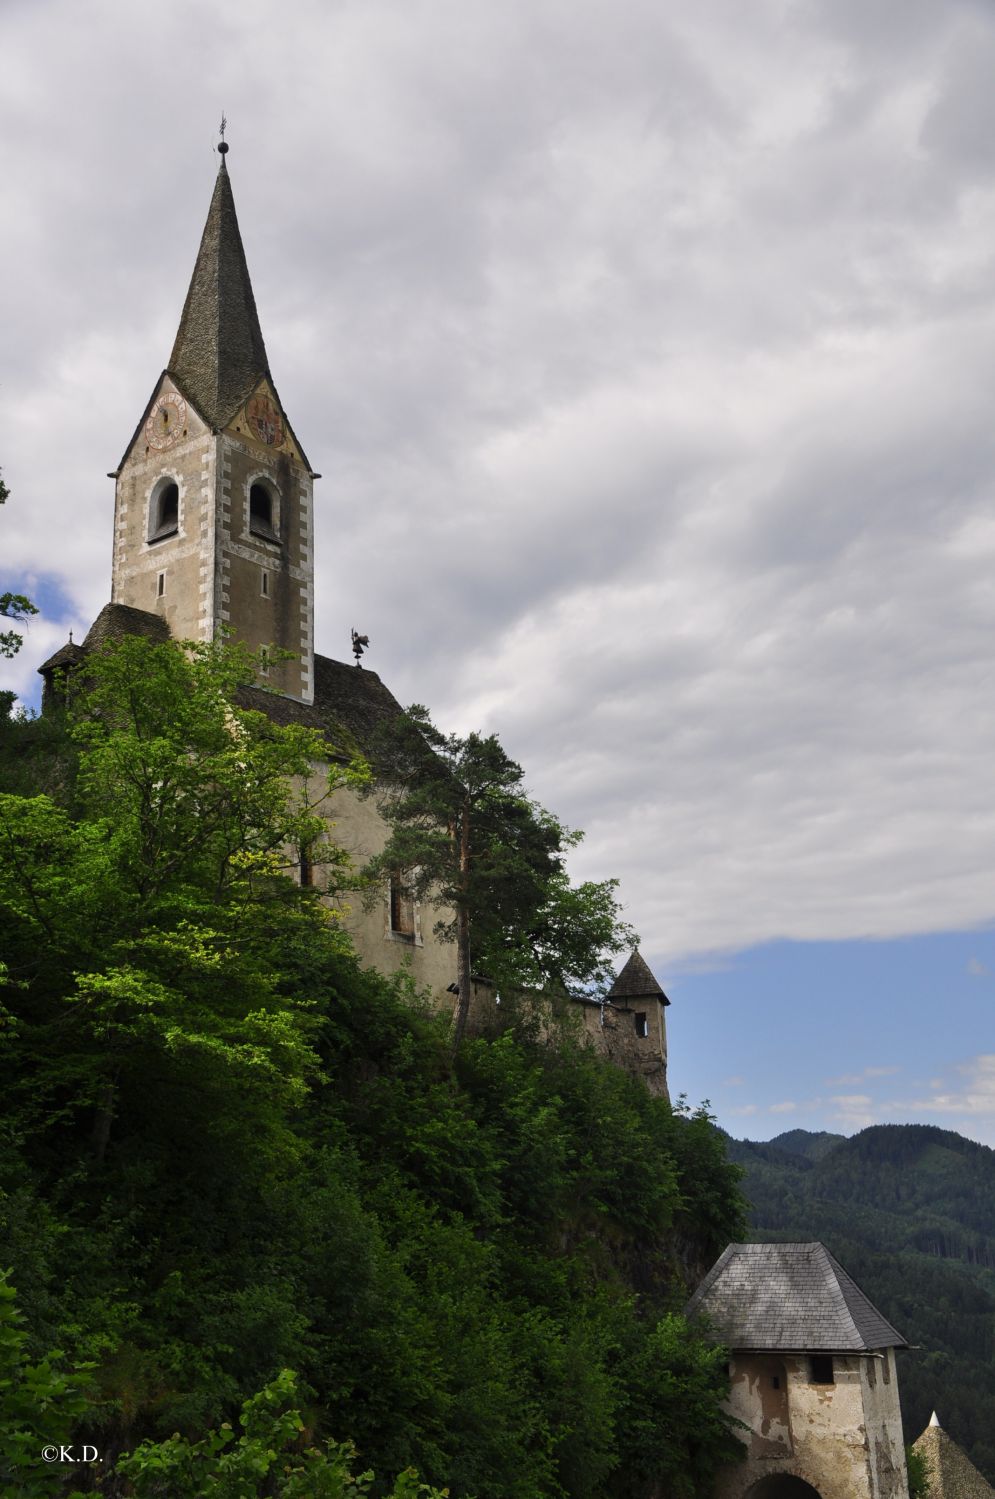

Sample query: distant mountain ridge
[729,1122,995,1484]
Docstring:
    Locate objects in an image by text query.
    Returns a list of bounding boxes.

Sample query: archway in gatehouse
[745,1477,823,1499]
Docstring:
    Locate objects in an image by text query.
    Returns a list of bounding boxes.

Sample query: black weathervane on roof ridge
[351,629,370,668]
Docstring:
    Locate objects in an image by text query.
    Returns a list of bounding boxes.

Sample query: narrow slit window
[299,845,313,887]
[261,570,269,597]
[157,572,165,598]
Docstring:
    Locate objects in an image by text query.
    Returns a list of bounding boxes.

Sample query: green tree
[365,705,635,1050]
[0,472,39,659]
[0,633,363,1165]
[906,1445,930,1499]
[0,1270,92,1499]
[118,1367,450,1498]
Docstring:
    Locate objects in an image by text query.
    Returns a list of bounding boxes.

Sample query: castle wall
[577,994,669,1098]
[860,1348,909,1498]
[309,773,456,1001]
[713,1352,909,1499]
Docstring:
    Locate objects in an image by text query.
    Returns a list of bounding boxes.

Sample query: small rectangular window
[261,571,269,597]
[635,1011,649,1038]
[389,870,415,938]
[299,846,313,887]
[809,1356,834,1385]
[157,572,165,598]
[259,647,270,678]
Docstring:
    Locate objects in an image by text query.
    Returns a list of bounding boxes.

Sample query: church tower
[108,136,315,703]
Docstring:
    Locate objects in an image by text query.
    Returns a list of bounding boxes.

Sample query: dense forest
[0,637,746,1497]
[729,1124,995,1483]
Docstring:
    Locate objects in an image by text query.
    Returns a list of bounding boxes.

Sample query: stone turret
[577,948,670,1098]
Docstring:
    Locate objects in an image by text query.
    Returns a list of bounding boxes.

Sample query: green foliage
[0,638,747,1496]
[0,1270,92,1499]
[118,1368,450,1497]
[906,1444,930,1499]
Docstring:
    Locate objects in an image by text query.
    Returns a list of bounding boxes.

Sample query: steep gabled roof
[912,1414,995,1499]
[607,950,670,1006]
[167,159,269,431]
[686,1242,907,1351]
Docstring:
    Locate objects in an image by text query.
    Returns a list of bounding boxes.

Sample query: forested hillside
[0,638,746,1498]
[729,1124,995,1483]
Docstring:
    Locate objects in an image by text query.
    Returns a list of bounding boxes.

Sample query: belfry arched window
[249,480,279,541]
[148,478,180,542]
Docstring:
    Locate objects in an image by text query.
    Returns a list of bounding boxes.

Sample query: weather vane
[351,629,370,668]
[218,113,229,159]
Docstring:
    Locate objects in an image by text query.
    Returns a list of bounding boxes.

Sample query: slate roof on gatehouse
[686,1242,908,1351]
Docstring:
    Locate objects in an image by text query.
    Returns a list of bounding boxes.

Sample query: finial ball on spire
[218,113,229,158]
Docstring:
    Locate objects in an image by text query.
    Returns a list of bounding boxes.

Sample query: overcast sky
[2,0,994,1145]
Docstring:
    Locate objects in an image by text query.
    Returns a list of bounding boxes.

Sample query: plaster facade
[714,1348,908,1499]
[577,993,668,1098]
[309,774,457,999]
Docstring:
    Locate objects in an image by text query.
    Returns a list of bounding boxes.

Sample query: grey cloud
[4,0,995,976]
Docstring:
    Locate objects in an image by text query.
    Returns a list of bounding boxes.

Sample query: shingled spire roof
[607,950,671,1006]
[167,155,270,429]
[912,1413,995,1498]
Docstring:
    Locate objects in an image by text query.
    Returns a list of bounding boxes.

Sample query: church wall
[309,774,456,1000]
[111,376,215,642]
[216,429,314,704]
[713,1352,908,1499]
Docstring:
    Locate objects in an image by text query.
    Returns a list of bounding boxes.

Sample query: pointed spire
[930,1411,942,1428]
[167,140,269,430]
[607,949,671,1006]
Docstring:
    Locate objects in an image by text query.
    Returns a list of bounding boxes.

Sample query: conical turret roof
[607,950,670,1006]
[167,157,270,429]
[912,1414,995,1498]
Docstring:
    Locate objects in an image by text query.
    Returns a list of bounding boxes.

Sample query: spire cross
[218,114,229,160]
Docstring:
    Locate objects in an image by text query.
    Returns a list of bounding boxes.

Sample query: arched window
[148,479,179,542]
[249,481,279,541]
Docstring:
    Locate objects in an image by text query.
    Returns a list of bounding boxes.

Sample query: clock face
[246,394,284,447]
[145,391,187,450]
